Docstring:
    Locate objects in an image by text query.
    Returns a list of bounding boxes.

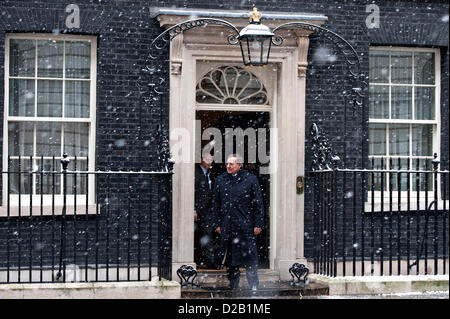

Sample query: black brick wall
[0,0,448,271]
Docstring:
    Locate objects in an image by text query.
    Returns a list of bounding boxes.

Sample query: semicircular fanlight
[196,66,269,105]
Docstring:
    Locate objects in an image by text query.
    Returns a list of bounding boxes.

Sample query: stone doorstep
[181,281,329,298]
[181,269,329,298]
[195,269,281,285]
[309,274,449,295]
[0,280,181,299]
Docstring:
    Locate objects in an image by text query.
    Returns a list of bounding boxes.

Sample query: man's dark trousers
[227,264,259,289]
[225,238,259,289]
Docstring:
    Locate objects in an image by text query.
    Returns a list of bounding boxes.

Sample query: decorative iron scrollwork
[176,265,199,287]
[227,34,239,45]
[148,18,240,59]
[138,18,241,172]
[271,34,284,46]
[289,263,309,286]
[310,123,340,171]
[140,16,366,172]
[272,22,367,113]
[156,123,175,172]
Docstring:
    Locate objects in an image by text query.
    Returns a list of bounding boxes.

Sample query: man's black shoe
[228,282,239,290]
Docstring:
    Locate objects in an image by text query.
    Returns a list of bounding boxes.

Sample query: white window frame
[366,46,447,211]
[1,33,97,216]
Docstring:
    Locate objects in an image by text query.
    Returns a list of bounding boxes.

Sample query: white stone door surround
[152,8,327,280]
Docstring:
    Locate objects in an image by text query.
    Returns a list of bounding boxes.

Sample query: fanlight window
[196,66,269,105]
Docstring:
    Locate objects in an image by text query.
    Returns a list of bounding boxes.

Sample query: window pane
[415,87,435,120]
[37,80,62,117]
[198,78,223,103]
[390,158,409,191]
[391,52,412,84]
[369,50,389,83]
[369,85,389,119]
[65,81,90,118]
[239,78,265,104]
[389,124,410,156]
[412,159,433,191]
[412,124,433,156]
[369,124,386,155]
[9,79,35,116]
[35,158,61,194]
[65,41,91,79]
[66,160,87,194]
[369,157,386,191]
[196,90,220,103]
[224,67,239,95]
[64,123,89,157]
[414,52,435,85]
[391,86,412,119]
[36,122,61,156]
[241,92,268,105]
[8,122,34,156]
[235,69,252,96]
[37,40,63,78]
[9,158,32,194]
[9,39,35,77]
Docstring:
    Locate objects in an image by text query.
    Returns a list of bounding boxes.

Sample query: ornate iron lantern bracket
[271,22,367,168]
[140,9,367,171]
[271,22,367,113]
[148,18,240,59]
[138,18,241,172]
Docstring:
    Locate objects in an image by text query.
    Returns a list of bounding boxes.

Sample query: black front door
[195,110,271,269]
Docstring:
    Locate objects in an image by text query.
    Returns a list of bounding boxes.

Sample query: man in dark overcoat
[211,154,264,291]
[194,153,215,268]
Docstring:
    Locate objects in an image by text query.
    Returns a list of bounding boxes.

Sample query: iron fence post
[56,153,70,282]
[332,156,340,277]
[312,170,319,274]
[432,153,440,275]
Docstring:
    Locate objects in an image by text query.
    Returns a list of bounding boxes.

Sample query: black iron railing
[310,155,449,277]
[0,154,173,284]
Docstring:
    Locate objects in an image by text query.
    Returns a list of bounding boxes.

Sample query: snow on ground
[323,274,449,282]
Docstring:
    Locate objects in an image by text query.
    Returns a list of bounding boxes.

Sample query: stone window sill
[0,204,98,217]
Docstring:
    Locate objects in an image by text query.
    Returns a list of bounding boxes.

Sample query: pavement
[303,290,449,299]
[182,269,449,299]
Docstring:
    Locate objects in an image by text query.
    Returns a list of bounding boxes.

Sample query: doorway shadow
[195,110,271,269]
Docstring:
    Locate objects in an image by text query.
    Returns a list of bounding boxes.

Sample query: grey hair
[226,153,244,164]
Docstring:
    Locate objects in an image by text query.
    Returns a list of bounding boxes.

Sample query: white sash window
[368,47,440,193]
[2,34,97,215]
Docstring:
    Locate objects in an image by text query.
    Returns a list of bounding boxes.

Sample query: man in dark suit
[212,154,264,291]
[194,153,215,269]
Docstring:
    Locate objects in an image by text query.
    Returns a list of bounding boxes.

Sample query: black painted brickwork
[0,0,448,269]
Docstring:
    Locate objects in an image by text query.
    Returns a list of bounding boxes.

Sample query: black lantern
[238,8,274,67]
